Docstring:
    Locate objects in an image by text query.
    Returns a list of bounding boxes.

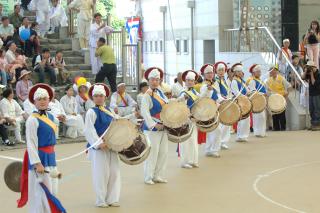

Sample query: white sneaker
[221,144,229,150]
[212,152,221,158]
[96,203,108,208]
[144,180,155,185]
[191,163,199,168]
[153,178,168,184]
[47,30,55,35]
[205,152,214,157]
[236,138,247,142]
[181,164,193,169]
[109,202,120,207]
[17,140,25,144]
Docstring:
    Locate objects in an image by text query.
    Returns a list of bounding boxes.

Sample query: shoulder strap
[32,113,58,134]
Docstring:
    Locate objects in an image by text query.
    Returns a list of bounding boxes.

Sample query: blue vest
[181,88,198,109]
[142,89,166,131]
[236,79,247,95]
[211,88,219,101]
[29,112,57,169]
[92,107,114,137]
[218,78,229,97]
[254,79,266,94]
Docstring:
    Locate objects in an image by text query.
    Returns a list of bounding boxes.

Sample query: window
[160,40,163,52]
[176,39,181,54]
[144,41,148,52]
[150,41,153,52]
[183,39,189,54]
[155,41,158,52]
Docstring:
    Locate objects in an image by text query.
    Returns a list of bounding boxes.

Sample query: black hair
[56,49,63,54]
[31,22,38,28]
[78,85,88,93]
[174,78,177,83]
[98,37,106,44]
[1,16,8,22]
[22,17,28,22]
[197,75,203,83]
[14,4,20,10]
[292,55,299,60]
[42,48,50,53]
[16,48,24,55]
[2,88,13,98]
[65,84,72,92]
[310,20,320,34]
[94,13,102,18]
[139,82,148,91]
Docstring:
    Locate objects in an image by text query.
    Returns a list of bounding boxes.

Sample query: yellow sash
[98,106,115,118]
[253,77,265,87]
[147,89,166,106]
[267,75,286,96]
[116,92,128,106]
[32,113,58,134]
[246,76,254,86]
[185,89,199,101]
[219,78,229,91]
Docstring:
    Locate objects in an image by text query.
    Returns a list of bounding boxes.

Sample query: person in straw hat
[177,70,200,168]
[15,69,33,105]
[141,67,169,185]
[17,83,66,213]
[246,64,267,137]
[200,63,223,157]
[266,64,291,131]
[214,61,232,149]
[230,63,251,142]
[301,60,320,130]
[84,83,121,208]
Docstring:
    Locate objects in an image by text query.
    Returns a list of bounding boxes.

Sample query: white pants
[144,130,168,182]
[50,17,60,30]
[77,18,91,48]
[90,46,103,74]
[28,166,58,213]
[65,115,85,139]
[7,117,23,141]
[53,119,60,139]
[252,111,266,137]
[205,127,221,154]
[89,149,120,206]
[237,117,250,140]
[220,124,231,146]
[180,124,198,166]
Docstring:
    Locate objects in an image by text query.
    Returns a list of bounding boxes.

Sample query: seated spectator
[18,17,33,57]
[75,84,94,119]
[33,48,57,85]
[48,0,68,34]
[5,41,24,83]
[0,16,14,46]
[60,85,85,138]
[287,55,303,88]
[110,82,137,117]
[51,50,69,85]
[9,4,23,32]
[137,81,148,109]
[0,88,26,144]
[16,70,33,104]
[0,114,14,146]
[0,49,9,86]
[28,22,40,56]
[23,98,36,118]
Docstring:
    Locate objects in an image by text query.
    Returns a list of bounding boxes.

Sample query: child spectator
[51,50,69,85]
[287,55,303,88]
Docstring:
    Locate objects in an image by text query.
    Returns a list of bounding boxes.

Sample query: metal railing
[224,26,309,127]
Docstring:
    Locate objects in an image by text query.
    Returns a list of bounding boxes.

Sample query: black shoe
[4,140,15,146]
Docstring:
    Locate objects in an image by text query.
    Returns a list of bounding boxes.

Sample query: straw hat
[160,100,190,128]
[19,70,31,80]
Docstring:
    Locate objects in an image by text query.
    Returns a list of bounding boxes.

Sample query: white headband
[149,69,161,79]
[233,65,243,72]
[117,82,125,87]
[92,85,106,96]
[217,63,226,71]
[253,65,261,72]
[34,88,49,100]
[186,72,196,80]
[283,39,290,44]
[204,65,214,74]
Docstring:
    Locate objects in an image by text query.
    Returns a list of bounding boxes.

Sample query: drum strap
[185,89,199,102]
[253,78,266,92]
[32,113,58,134]
[146,89,166,106]
[117,92,128,107]
[98,106,114,118]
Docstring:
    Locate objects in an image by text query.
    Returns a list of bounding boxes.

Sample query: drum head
[4,161,22,192]
[119,133,151,165]
[218,100,241,126]
[237,95,252,116]
[250,93,267,113]
[104,119,137,152]
[167,123,194,143]
[191,98,218,121]
[268,94,286,114]
[160,100,190,129]
[196,115,220,132]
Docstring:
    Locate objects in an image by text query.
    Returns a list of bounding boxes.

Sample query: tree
[96,0,125,30]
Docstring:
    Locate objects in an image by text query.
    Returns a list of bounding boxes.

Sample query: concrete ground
[1,130,320,213]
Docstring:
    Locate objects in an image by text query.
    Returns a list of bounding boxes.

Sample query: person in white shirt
[48,0,68,34]
[137,81,148,109]
[23,98,36,117]
[110,82,137,117]
[28,0,50,37]
[0,88,26,143]
[60,85,85,138]
[171,72,184,98]
[141,67,169,185]
[75,82,95,120]
[89,13,113,74]
[230,63,251,142]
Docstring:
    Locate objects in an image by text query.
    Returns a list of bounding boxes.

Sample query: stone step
[41,38,72,45]
[64,56,84,64]
[47,43,72,51]
[25,16,36,22]
[65,64,91,71]
[50,50,82,57]
[47,33,60,40]
[23,10,36,17]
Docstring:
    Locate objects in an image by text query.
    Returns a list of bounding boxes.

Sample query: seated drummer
[247,64,267,137]
[84,83,121,208]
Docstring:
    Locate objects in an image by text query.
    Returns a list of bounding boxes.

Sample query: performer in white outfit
[177,70,200,168]
[89,12,113,74]
[141,67,169,185]
[68,0,95,49]
[200,64,223,157]
[246,64,267,137]
[17,83,66,213]
[110,82,137,117]
[73,77,95,119]
[230,63,251,142]
[23,98,36,118]
[28,0,50,37]
[171,72,184,98]
[60,85,85,138]
[48,0,68,34]
[214,62,232,149]
[84,83,121,208]
[0,88,26,143]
